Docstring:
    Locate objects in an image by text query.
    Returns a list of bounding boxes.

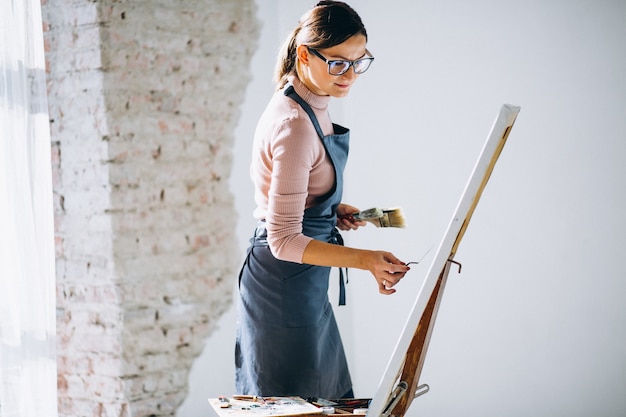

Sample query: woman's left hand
[336,203,367,231]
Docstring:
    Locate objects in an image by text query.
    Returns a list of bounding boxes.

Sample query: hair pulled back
[274,1,367,89]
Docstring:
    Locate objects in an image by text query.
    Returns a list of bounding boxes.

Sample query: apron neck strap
[284,84,325,140]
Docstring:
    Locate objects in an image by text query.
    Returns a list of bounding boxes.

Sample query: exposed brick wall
[43,1,259,416]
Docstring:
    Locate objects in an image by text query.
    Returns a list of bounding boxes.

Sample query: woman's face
[297,34,368,98]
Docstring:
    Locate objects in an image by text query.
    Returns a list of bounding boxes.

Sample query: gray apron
[235,84,352,399]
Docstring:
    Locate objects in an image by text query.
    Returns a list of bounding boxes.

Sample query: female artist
[236,1,409,400]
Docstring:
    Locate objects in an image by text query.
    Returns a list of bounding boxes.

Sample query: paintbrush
[340,207,406,228]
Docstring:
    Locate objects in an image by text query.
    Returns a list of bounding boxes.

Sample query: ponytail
[274,28,300,90]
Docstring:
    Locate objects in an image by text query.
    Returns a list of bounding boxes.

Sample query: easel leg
[391,261,453,417]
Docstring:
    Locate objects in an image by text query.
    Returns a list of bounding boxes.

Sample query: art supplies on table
[208,396,372,417]
[209,396,323,417]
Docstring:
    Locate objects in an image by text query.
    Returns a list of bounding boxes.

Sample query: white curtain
[0,0,58,416]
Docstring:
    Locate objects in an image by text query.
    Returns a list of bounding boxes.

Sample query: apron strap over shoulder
[284,85,325,140]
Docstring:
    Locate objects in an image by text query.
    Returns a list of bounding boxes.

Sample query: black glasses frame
[306,46,375,76]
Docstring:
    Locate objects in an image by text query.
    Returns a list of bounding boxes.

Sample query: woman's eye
[329,61,348,73]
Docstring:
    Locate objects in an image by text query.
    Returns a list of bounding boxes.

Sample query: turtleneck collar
[287,74,331,111]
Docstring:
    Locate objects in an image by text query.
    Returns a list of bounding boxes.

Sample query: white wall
[180,1,626,416]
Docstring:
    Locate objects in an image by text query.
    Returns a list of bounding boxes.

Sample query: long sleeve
[250,77,335,263]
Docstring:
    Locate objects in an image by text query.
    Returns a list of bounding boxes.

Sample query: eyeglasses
[306,46,374,76]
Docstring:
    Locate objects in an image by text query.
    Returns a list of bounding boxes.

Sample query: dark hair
[274,1,368,89]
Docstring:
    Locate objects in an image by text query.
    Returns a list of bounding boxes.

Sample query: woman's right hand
[362,250,410,295]
[301,241,410,295]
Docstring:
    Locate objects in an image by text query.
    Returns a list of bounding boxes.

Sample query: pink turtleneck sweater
[250,76,336,263]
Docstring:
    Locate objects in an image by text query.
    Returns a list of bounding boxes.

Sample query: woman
[235,1,409,400]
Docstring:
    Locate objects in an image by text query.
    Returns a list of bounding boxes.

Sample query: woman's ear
[296,45,310,65]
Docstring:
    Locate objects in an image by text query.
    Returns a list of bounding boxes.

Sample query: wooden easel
[369,104,520,417]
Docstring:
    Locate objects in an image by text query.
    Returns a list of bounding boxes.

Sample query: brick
[47,0,259,415]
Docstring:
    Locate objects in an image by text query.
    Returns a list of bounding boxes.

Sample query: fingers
[375,254,411,295]
[382,252,407,267]
[379,282,396,295]
[378,269,407,289]
[336,203,360,217]
[363,250,412,295]
[336,204,368,231]
[336,216,366,231]
[379,278,397,295]
[383,256,410,278]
